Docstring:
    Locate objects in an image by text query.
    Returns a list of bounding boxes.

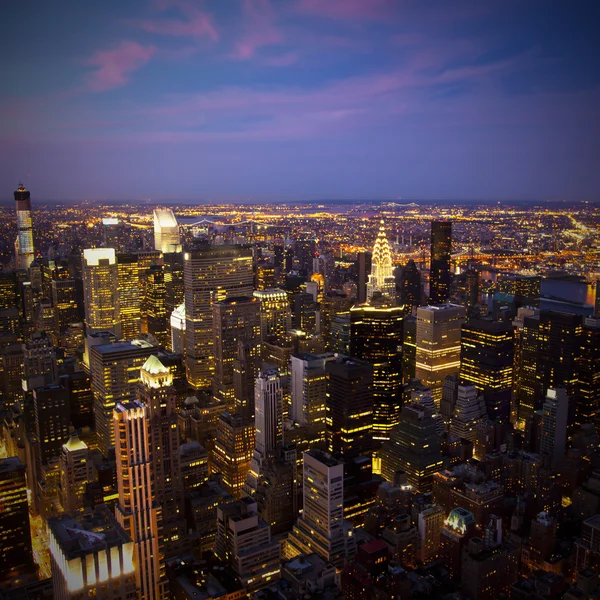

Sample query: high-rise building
[212,296,260,406]
[215,497,281,593]
[430,221,452,304]
[48,506,137,600]
[379,403,443,492]
[33,383,71,465]
[137,356,184,558]
[321,290,352,346]
[116,253,141,340]
[578,317,600,426]
[460,318,514,422]
[144,263,170,347]
[60,371,94,430]
[367,221,395,301]
[153,209,181,254]
[114,400,169,599]
[233,340,261,419]
[325,355,373,461]
[415,304,465,406]
[170,303,186,354]
[399,259,421,312]
[0,457,35,587]
[357,251,372,304]
[164,251,184,316]
[449,384,487,443]
[90,339,157,454]
[293,292,319,335]
[350,304,403,441]
[497,273,541,306]
[14,184,35,270]
[82,248,120,336]
[51,278,79,333]
[59,433,91,514]
[254,288,292,340]
[184,244,254,388]
[514,309,541,426]
[541,388,569,470]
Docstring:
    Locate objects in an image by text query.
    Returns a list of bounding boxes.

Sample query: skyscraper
[33,383,71,465]
[415,304,466,405]
[357,251,372,304]
[325,355,373,461]
[184,244,254,388]
[114,400,168,599]
[0,457,35,587]
[116,253,141,340]
[448,384,487,443]
[153,209,181,253]
[212,296,260,406]
[82,248,120,337]
[350,304,403,441]
[540,388,569,470]
[367,221,395,301]
[399,259,421,312]
[14,184,35,270]
[430,221,452,304]
[578,317,600,426]
[144,263,170,347]
[253,288,291,342]
[59,433,91,514]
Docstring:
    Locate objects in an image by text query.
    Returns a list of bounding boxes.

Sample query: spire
[367,219,396,302]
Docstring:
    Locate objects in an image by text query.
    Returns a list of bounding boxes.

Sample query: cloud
[295,0,393,20]
[132,1,218,40]
[85,41,156,92]
[229,0,283,60]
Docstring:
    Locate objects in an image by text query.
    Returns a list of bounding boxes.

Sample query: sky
[1,0,599,203]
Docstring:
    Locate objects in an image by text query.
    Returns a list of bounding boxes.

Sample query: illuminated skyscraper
[153,209,181,254]
[48,506,136,600]
[59,433,91,514]
[52,278,79,334]
[367,221,395,301]
[0,457,35,587]
[415,304,466,405]
[460,318,514,422]
[114,400,168,599]
[82,248,120,336]
[33,383,71,466]
[184,244,254,388]
[430,221,452,304]
[350,304,403,441]
[14,184,35,270]
[212,296,260,406]
[578,317,600,426]
[116,253,141,340]
[448,384,487,444]
[253,288,291,342]
[170,303,186,354]
[144,263,170,348]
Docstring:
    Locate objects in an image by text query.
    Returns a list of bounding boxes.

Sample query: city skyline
[2,1,599,202]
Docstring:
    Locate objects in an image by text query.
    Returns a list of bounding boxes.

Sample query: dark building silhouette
[357,251,372,304]
[399,259,421,312]
[430,220,452,304]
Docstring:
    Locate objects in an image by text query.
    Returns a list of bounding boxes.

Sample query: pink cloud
[133,1,218,40]
[295,0,393,20]
[85,41,156,92]
[230,0,283,60]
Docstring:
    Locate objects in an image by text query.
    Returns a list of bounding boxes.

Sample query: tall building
[350,304,403,441]
[449,384,487,443]
[116,253,141,340]
[212,296,260,405]
[430,221,452,304]
[170,303,186,354]
[399,259,421,311]
[113,400,168,599]
[215,497,281,592]
[514,309,541,426]
[379,403,443,492]
[82,248,120,336]
[325,355,373,461]
[578,317,600,426]
[184,244,254,388]
[0,457,35,587]
[233,340,261,419]
[357,251,372,304]
[59,433,91,514]
[90,339,157,454]
[252,288,290,343]
[51,278,79,333]
[60,371,94,430]
[541,388,569,470]
[153,209,181,253]
[48,505,136,600]
[367,221,395,301]
[14,184,35,270]
[415,304,466,405]
[144,263,170,348]
[460,318,514,422]
[137,356,184,558]
[287,450,355,567]
[33,383,71,465]
[290,352,335,439]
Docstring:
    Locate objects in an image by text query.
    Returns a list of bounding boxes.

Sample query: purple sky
[1,0,599,202]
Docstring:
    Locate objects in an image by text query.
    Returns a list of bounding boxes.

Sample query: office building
[23,330,57,385]
[399,259,421,311]
[514,309,541,426]
[460,318,514,422]
[114,400,168,599]
[417,502,445,563]
[184,244,254,388]
[212,296,260,405]
[293,292,319,335]
[232,340,261,419]
[14,184,35,271]
[287,450,356,567]
[497,273,541,306]
[321,289,352,345]
[51,278,79,333]
[379,403,443,492]
[578,317,600,426]
[440,507,477,579]
[153,209,181,254]
[59,433,91,515]
[170,303,186,354]
[415,304,466,405]
[144,263,170,348]
[60,371,94,430]
[541,388,569,470]
[82,248,120,336]
[48,505,136,599]
[430,220,452,304]
[0,457,35,587]
[90,339,157,454]
[253,288,291,343]
[215,497,281,592]
[325,355,373,461]
[367,221,395,301]
[116,253,141,340]
[33,383,70,466]
[357,251,372,304]
[350,304,403,441]
[137,355,184,558]
[449,384,487,443]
